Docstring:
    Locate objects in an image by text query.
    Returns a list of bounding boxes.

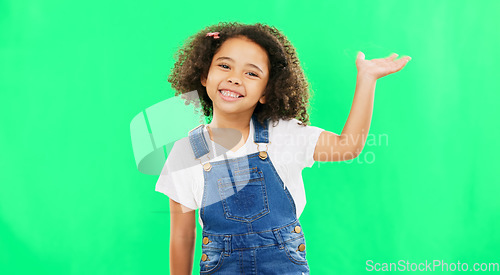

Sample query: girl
[156,22,410,274]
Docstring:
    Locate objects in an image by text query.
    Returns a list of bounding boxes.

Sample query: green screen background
[1,0,499,274]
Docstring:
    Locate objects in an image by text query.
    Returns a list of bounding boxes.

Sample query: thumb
[357,51,365,61]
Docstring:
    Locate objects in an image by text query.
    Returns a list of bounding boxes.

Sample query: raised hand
[355,51,411,81]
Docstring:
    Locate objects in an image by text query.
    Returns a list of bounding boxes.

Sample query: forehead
[214,37,270,69]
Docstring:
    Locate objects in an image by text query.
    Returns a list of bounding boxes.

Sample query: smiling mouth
[219,90,244,98]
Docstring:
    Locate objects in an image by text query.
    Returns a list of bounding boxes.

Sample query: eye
[247,72,259,77]
[218,64,230,69]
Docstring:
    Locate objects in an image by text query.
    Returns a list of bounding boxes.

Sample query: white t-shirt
[155,117,326,228]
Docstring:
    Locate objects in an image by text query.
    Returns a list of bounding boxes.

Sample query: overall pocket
[217,167,270,222]
[283,234,308,265]
[199,248,225,274]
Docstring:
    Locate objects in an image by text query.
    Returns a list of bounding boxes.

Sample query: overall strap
[188,124,210,160]
[188,114,268,160]
[252,113,269,144]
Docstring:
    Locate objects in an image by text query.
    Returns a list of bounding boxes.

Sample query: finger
[387,53,399,61]
[357,51,365,61]
[393,57,410,72]
[397,56,412,65]
[396,55,411,62]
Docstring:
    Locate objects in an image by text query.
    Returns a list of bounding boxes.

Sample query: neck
[207,109,254,150]
[209,109,253,132]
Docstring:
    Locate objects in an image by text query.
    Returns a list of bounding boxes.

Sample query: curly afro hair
[168,22,314,127]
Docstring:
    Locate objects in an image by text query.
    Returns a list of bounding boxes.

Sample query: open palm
[356,52,411,80]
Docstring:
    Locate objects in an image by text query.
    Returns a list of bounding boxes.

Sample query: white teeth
[220,90,241,98]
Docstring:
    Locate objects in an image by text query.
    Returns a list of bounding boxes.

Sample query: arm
[169,198,196,275]
[314,52,411,162]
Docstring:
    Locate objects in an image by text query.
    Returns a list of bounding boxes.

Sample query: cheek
[206,67,216,80]
[206,71,213,82]
[208,70,224,84]
[205,75,218,89]
[259,78,269,91]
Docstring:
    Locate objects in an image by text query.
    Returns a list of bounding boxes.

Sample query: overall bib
[188,114,310,275]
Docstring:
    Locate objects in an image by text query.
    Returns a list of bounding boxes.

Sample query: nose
[227,76,241,85]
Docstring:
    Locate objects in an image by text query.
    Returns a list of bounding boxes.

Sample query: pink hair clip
[206,32,220,39]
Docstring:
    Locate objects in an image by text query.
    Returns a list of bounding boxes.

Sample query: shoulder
[267,118,325,168]
[269,118,324,137]
[166,135,199,172]
[269,118,300,131]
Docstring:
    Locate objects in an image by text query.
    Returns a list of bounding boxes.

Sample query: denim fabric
[188,114,310,275]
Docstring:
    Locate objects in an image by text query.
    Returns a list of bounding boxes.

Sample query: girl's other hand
[355,51,411,81]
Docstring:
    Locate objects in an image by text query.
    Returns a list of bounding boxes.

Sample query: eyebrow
[215,56,264,74]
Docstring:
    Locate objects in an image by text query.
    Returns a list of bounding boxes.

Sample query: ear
[201,74,207,87]
[259,94,266,104]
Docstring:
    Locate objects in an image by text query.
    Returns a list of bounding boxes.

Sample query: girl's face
[201,36,270,118]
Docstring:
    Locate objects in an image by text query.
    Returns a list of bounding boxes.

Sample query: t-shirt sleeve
[155,140,197,210]
[284,119,326,168]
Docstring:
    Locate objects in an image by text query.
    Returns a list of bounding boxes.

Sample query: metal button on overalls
[189,113,310,274]
[202,237,210,245]
[203,162,212,171]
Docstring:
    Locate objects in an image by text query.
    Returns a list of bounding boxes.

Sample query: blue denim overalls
[188,114,310,275]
